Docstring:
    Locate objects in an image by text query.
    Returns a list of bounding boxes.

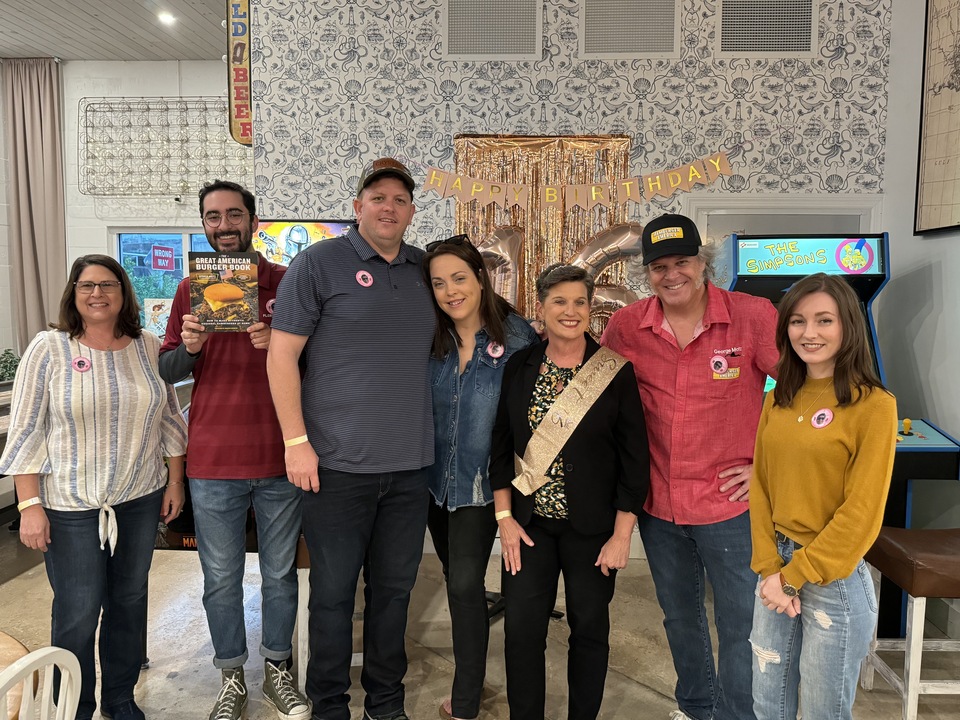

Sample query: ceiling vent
[443,0,542,61]
[580,0,679,59]
[718,0,818,57]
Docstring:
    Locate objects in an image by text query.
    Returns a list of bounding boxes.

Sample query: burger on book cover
[188,252,259,331]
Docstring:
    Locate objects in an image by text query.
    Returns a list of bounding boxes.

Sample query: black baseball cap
[356,157,416,197]
[641,213,702,265]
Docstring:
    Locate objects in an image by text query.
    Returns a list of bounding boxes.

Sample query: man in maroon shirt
[159,181,310,720]
[602,214,778,720]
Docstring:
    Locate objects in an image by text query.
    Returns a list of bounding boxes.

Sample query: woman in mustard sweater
[749,272,897,720]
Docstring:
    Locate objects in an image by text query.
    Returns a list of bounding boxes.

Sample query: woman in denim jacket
[423,235,538,720]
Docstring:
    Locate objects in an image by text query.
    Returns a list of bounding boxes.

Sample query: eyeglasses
[425,234,472,253]
[202,209,249,227]
[75,281,122,294]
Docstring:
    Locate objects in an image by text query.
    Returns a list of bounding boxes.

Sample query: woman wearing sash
[489,264,650,720]
[749,273,897,719]
[423,235,538,720]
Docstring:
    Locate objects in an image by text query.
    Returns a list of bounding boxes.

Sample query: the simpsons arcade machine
[716,233,960,636]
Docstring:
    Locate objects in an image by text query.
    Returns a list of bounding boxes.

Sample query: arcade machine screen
[254,219,354,266]
[718,232,960,636]
[718,234,887,387]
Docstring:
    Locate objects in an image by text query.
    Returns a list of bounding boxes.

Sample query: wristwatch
[779,572,798,598]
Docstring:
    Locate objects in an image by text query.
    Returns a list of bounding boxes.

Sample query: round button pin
[710,355,728,373]
[356,271,374,287]
[487,342,504,358]
[72,356,91,373]
[811,408,834,429]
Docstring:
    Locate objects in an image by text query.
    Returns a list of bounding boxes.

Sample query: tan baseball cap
[356,157,416,196]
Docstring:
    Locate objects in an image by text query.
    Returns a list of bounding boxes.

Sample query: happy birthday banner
[423,151,732,209]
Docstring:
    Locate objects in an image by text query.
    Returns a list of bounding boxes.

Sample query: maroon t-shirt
[160,254,287,480]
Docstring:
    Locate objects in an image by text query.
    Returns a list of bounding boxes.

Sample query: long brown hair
[773,272,884,407]
[53,254,143,339]
[422,240,515,359]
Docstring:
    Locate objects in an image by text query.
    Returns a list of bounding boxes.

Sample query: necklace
[82,333,119,352]
[797,382,830,423]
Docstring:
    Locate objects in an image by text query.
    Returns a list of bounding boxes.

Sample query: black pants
[502,515,617,720]
[302,468,429,720]
[427,501,498,719]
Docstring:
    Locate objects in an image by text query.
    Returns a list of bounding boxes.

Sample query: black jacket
[490,334,650,536]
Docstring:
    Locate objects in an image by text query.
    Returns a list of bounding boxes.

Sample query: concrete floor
[0,526,957,719]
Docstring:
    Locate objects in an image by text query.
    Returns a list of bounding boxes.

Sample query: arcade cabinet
[717,233,960,637]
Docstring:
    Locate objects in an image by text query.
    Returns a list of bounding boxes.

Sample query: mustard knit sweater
[750,376,898,590]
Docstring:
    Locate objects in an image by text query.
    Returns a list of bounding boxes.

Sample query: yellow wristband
[495,510,512,521]
[284,435,309,448]
[17,497,42,512]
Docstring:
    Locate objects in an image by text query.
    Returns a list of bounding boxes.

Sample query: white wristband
[17,497,42,512]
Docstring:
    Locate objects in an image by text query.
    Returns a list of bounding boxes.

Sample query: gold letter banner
[424,167,449,196]
[424,151,732,210]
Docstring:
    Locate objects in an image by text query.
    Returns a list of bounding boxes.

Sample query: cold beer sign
[228,0,252,146]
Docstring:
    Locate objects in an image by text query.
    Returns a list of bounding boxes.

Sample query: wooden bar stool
[859,526,960,720]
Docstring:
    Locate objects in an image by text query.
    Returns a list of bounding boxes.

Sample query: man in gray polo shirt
[267,157,434,720]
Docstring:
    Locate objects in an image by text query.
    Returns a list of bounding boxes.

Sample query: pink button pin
[356,270,374,287]
[710,355,728,373]
[811,408,834,429]
[487,342,504,358]
[72,356,91,373]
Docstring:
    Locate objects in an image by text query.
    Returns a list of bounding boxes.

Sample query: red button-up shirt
[601,283,778,525]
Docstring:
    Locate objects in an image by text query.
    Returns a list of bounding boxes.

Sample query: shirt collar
[347,225,415,265]
[638,282,731,331]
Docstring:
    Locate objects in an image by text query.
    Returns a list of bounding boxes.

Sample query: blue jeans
[750,535,877,720]
[190,476,302,667]
[302,467,429,720]
[44,488,163,719]
[639,510,756,720]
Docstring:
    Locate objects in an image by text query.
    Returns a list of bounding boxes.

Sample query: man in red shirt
[159,181,310,720]
[602,214,777,720]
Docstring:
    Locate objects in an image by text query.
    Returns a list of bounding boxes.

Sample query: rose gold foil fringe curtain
[454,135,630,318]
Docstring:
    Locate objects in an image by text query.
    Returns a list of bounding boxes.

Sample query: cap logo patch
[651,227,684,243]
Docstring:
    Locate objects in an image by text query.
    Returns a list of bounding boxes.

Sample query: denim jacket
[429,313,539,510]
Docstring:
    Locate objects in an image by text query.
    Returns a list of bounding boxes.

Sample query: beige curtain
[2,58,67,352]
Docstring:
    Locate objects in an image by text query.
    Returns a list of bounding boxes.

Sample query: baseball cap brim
[357,158,416,196]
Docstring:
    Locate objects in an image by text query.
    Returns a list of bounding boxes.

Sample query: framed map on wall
[916,0,960,234]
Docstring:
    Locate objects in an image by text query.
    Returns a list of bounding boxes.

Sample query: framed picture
[253,219,354,265]
[915,0,960,234]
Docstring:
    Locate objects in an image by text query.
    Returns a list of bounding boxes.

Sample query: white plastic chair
[0,646,81,720]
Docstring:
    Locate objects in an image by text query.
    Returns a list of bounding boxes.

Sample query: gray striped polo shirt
[271,226,435,473]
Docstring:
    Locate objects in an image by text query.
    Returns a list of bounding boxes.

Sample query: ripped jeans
[749,534,877,720]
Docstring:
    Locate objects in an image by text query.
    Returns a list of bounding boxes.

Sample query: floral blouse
[527,355,582,519]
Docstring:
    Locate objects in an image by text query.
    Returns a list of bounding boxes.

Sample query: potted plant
[0,348,20,387]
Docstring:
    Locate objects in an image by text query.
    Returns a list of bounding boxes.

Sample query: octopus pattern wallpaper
[251,0,890,245]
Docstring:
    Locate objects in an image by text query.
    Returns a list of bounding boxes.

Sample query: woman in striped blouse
[0,254,188,720]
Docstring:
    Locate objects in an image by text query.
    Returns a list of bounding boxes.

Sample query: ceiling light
[158,12,176,26]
